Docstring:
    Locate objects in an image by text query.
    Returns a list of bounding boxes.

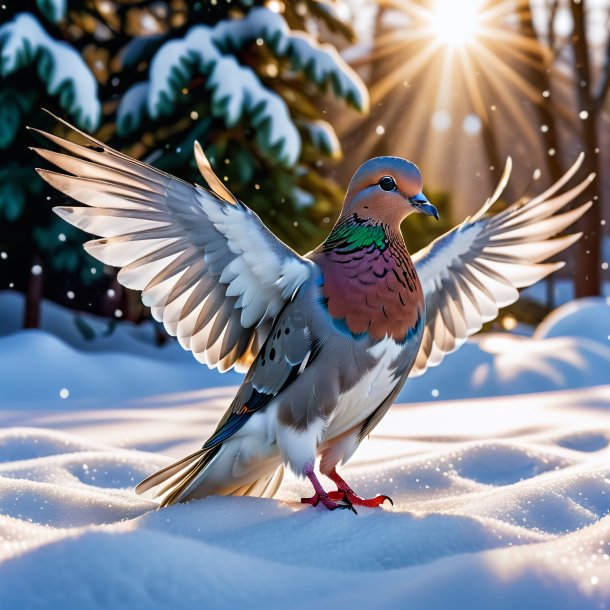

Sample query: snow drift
[2,385,610,609]
[1,295,610,608]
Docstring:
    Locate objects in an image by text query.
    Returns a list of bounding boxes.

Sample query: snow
[1,295,610,608]
[535,296,610,344]
[399,332,610,402]
[0,291,241,409]
[1,290,608,407]
[0,13,100,130]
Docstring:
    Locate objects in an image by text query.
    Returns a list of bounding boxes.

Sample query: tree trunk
[121,287,142,323]
[570,0,601,297]
[517,0,567,309]
[517,1,565,183]
[23,254,43,329]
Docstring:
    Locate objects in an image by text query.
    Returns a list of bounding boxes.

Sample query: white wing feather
[31,115,311,372]
[411,155,593,376]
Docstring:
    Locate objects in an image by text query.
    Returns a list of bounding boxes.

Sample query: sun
[429,0,482,48]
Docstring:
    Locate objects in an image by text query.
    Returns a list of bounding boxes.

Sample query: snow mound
[400,333,610,402]
[535,297,610,346]
[0,291,198,362]
[2,385,610,608]
[0,330,239,409]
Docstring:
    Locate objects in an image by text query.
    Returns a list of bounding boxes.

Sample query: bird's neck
[322,214,390,253]
[311,214,424,342]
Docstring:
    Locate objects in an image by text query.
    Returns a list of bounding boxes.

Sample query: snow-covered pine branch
[116,82,150,137]
[36,0,67,24]
[211,7,367,112]
[0,13,100,131]
[298,119,342,159]
[117,7,367,166]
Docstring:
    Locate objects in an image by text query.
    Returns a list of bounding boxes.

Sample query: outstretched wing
[411,155,593,377]
[31,114,311,372]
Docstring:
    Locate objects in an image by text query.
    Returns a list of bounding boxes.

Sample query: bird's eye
[379,176,397,191]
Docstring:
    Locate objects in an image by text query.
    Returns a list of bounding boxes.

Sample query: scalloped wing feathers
[31,113,310,372]
[411,155,593,376]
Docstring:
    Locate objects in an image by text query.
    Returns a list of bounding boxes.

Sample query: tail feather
[232,465,285,498]
[136,446,221,507]
[160,452,216,507]
[135,448,207,495]
[155,453,209,501]
[136,442,284,507]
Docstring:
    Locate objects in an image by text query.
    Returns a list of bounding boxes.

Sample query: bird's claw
[300,491,357,514]
[327,489,393,508]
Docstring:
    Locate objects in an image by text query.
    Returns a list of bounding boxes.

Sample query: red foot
[302,465,357,513]
[327,468,393,508]
[326,489,393,507]
[300,491,357,513]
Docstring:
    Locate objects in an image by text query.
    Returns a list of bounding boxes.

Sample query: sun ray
[339,0,579,205]
[350,29,432,69]
[474,43,546,105]
[468,51,541,149]
[458,47,490,125]
[370,42,440,104]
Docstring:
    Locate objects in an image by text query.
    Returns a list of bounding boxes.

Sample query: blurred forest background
[0,0,608,336]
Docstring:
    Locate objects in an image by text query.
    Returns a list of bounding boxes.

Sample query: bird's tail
[135,445,284,507]
[135,447,219,507]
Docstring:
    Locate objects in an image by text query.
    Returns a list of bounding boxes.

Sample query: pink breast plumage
[312,232,424,342]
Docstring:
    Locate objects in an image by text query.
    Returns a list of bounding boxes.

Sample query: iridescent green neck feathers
[323,215,388,253]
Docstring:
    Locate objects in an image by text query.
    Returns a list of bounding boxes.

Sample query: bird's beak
[409,193,439,220]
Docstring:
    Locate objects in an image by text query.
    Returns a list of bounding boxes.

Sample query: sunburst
[427,0,483,48]
[342,0,567,210]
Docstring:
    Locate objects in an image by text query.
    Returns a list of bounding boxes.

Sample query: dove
[30,114,593,512]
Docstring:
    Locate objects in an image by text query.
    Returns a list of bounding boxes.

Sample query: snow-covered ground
[1,292,610,609]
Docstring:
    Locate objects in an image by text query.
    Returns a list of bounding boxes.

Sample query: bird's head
[341,157,439,227]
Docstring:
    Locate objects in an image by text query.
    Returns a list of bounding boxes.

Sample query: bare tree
[569,0,603,297]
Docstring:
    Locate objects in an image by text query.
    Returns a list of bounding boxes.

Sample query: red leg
[300,465,357,513]
[327,468,393,508]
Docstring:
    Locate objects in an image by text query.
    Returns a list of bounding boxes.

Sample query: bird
[30,113,593,512]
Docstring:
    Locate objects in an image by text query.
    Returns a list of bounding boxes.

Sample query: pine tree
[0,4,104,327]
[1,0,368,327]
